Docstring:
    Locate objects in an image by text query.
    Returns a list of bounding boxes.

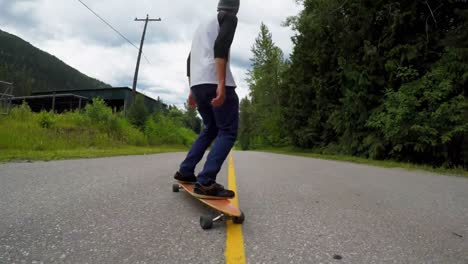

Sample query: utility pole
[132,14,161,104]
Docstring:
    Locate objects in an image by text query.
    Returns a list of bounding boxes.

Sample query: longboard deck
[177,182,242,217]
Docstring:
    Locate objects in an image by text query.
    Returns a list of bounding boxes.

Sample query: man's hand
[213,57,227,108]
[211,84,226,107]
[187,91,197,109]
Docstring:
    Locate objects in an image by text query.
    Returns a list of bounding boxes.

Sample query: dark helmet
[217,0,240,14]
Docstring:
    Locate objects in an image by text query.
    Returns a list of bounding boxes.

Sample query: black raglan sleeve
[214,12,238,59]
[187,53,191,78]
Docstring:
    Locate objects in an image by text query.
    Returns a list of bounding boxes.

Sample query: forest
[239,0,467,169]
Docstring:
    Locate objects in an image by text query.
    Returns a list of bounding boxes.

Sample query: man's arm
[186,52,197,109]
[187,52,191,84]
[214,12,238,60]
[212,11,238,107]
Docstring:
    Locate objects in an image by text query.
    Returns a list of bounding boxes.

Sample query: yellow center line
[225,153,246,264]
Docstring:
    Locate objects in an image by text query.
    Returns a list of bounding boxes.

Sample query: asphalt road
[0,151,467,263]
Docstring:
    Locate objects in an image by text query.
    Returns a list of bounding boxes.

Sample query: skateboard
[172,182,245,230]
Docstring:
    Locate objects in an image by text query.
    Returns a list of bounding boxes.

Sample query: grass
[255,147,468,177]
[0,145,187,162]
[0,100,196,162]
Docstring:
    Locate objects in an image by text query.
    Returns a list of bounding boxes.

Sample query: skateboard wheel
[200,215,213,230]
[172,184,180,193]
[233,211,245,224]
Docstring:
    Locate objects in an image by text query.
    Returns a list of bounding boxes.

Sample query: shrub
[144,113,197,146]
[10,101,33,121]
[38,111,55,128]
[85,98,113,127]
[114,117,148,146]
[0,97,196,152]
[145,114,179,145]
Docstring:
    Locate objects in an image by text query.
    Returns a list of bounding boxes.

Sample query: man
[173,0,240,199]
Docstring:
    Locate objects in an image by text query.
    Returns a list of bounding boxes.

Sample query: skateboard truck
[172,184,182,192]
[173,182,245,230]
[200,212,245,230]
[200,214,224,230]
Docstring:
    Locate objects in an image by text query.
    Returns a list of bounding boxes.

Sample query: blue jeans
[179,84,239,185]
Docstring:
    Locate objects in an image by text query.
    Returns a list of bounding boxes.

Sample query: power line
[75,0,152,64]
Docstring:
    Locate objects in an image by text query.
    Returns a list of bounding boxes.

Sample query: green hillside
[0,29,110,96]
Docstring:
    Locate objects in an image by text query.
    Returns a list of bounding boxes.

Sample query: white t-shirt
[190,16,236,88]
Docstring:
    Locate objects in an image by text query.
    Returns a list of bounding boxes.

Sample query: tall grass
[0,99,197,154]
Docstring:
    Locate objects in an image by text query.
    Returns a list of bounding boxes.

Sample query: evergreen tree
[127,95,149,130]
[239,98,253,150]
[281,0,467,167]
[245,23,287,147]
[240,0,467,168]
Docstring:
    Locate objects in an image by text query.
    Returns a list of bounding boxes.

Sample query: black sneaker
[174,172,196,184]
[193,183,235,200]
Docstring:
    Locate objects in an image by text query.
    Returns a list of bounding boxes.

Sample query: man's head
[217,0,240,14]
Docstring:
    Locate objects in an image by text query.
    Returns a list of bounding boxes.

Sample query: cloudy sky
[0,0,302,107]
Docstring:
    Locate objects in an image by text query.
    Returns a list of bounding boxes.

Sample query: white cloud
[0,0,302,107]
